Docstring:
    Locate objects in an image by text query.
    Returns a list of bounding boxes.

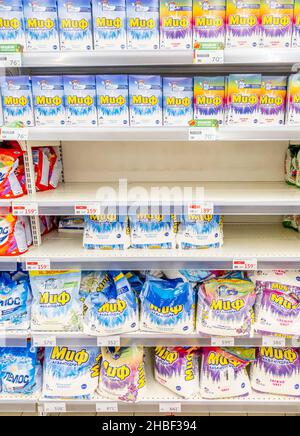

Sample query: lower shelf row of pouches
[0,344,299,401]
[2,268,300,339]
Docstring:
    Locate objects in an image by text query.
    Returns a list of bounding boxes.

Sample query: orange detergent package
[33,147,62,192]
[0,141,27,199]
[0,214,30,256]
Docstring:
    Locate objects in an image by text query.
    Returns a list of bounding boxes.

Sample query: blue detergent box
[163,77,194,126]
[32,75,66,126]
[96,75,129,126]
[0,0,26,47]
[0,76,35,127]
[64,75,97,126]
[126,0,160,49]
[58,0,93,51]
[24,0,60,51]
[129,75,162,126]
[92,0,127,50]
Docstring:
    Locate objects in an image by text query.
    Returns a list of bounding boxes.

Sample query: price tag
[26,260,51,271]
[44,403,66,414]
[0,52,22,68]
[0,127,28,141]
[96,402,118,413]
[189,128,218,141]
[194,49,224,65]
[159,403,181,413]
[97,336,120,347]
[75,203,101,216]
[13,203,38,216]
[211,337,235,347]
[233,259,258,271]
[262,336,286,347]
[32,335,56,347]
[187,202,214,216]
[292,338,300,347]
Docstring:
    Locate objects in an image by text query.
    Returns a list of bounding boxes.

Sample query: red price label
[75,203,100,216]
[13,203,38,216]
[26,260,51,271]
[233,259,257,271]
[187,202,214,215]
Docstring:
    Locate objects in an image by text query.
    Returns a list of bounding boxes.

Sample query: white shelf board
[0,392,39,413]
[20,224,300,270]
[13,181,300,215]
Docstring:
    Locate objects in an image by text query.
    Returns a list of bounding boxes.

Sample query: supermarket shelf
[20,224,300,270]
[0,258,19,271]
[14,181,300,215]
[0,331,28,347]
[0,393,39,413]
[24,126,300,142]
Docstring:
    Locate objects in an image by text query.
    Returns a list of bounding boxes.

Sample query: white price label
[13,203,38,216]
[233,259,258,271]
[96,402,118,413]
[159,403,181,413]
[189,128,218,141]
[0,127,28,141]
[97,336,120,347]
[262,336,286,347]
[26,260,51,271]
[187,202,214,216]
[211,337,235,347]
[0,52,22,68]
[75,203,101,216]
[194,49,224,65]
[32,335,56,347]
[44,403,66,414]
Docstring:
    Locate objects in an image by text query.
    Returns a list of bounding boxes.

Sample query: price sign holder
[194,42,224,65]
[13,202,38,216]
[211,337,235,347]
[189,119,219,141]
[233,259,258,271]
[96,402,118,413]
[0,44,23,68]
[159,403,181,413]
[75,203,101,216]
[187,202,214,216]
[97,336,121,347]
[262,336,286,347]
[0,127,29,141]
[26,260,51,271]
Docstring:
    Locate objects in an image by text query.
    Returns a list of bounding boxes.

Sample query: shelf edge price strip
[96,402,118,413]
[44,402,66,414]
[159,402,182,413]
[0,127,28,141]
[233,259,258,271]
[262,336,286,347]
[32,335,56,347]
[97,336,121,347]
[189,127,218,141]
[194,42,224,65]
[75,203,101,216]
[26,260,51,271]
[211,337,235,347]
[187,202,214,216]
[13,203,38,216]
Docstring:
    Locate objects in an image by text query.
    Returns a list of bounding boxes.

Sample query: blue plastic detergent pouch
[83,215,130,250]
[0,270,31,330]
[43,346,100,398]
[129,214,176,249]
[0,0,26,47]
[124,271,144,295]
[83,271,139,335]
[30,270,82,332]
[0,344,40,395]
[140,276,195,333]
[176,215,224,249]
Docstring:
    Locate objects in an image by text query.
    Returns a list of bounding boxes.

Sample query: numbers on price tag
[211,337,235,347]
[194,49,224,65]
[26,260,51,271]
[75,203,101,216]
[159,403,181,413]
[262,336,286,347]
[13,203,38,216]
[97,336,121,347]
[0,127,28,141]
[0,53,22,68]
[96,402,118,413]
[187,202,214,216]
[233,259,258,271]
[32,335,56,347]
[189,128,218,141]
[44,403,66,414]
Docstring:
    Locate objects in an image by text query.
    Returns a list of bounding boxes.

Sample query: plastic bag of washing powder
[200,347,255,399]
[83,215,130,250]
[140,276,195,334]
[30,270,82,332]
[59,216,85,233]
[197,278,257,337]
[250,347,300,397]
[43,346,100,399]
[0,215,29,256]
[0,344,40,395]
[124,272,144,296]
[253,270,300,337]
[83,271,139,336]
[0,142,27,199]
[98,346,146,403]
[176,215,224,249]
[129,214,176,249]
[0,270,31,330]
[155,347,200,398]
[32,147,62,192]
[285,145,300,186]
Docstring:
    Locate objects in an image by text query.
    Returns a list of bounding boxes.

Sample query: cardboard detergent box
[96,75,129,126]
[129,75,162,126]
[194,76,226,125]
[0,0,26,48]
[260,76,287,125]
[260,0,294,48]
[126,0,160,49]
[160,0,193,49]
[92,0,127,50]
[163,77,194,126]
[226,0,261,48]
[287,74,300,125]
[64,75,97,126]
[293,0,300,47]
[193,0,226,46]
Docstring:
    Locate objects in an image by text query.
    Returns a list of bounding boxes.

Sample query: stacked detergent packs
[285,144,300,188]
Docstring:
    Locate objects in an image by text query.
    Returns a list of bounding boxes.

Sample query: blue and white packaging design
[0,0,26,47]
[176,215,224,249]
[32,75,66,127]
[129,75,162,126]
[64,75,97,127]
[96,75,129,126]
[83,271,139,335]
[92,0,127,50]
[126,0,160,49]
[24,0,60,51]
[83,215,130,250]
[0,76,35,127]
[30,270,82,331]
[58,0,93,51]
[43,346,100,398]
[129,214,176,249]
[163,77,194,126]
[140,276,195,333]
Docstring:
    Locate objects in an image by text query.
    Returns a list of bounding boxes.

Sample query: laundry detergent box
[293,0,300,46]
[193,0,226,46]
[287,74,300,125]
[260,76,287,125]
[64,75,97,126]
[226,0,261,48]
[0,0,26,47]
[160,0,193,49]
[32,75,66,127]
[260,0,294,48]
[129,75,162,126]
[126,0,160,50]
[163,77,193,126]
[0,76,35,127]
[24,0,60,51]
[96,75,129,126]
[194,76,226,125]
[226,74,261,125]
[58,0,93,51]
[92,0,127,50]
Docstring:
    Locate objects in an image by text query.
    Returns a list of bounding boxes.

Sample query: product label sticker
[233,259,258,271]
[75,203,101,216]
[13,203,38,216]
[187,202,214,216]
[0,128,29,141]
[26,260,51,271]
